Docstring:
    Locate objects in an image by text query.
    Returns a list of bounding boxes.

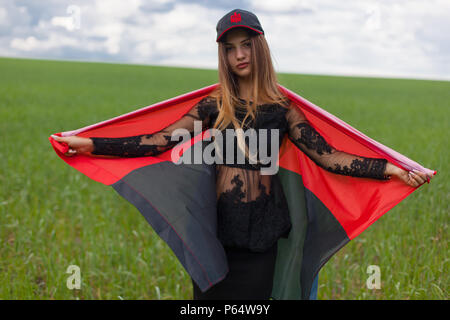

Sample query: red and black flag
[49,83,435,299]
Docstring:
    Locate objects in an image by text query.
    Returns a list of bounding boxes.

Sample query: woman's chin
[234,69,251,79]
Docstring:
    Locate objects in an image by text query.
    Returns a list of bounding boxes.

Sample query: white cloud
[257,0,450,79]
[1,0,449,80]
[0,6,9,26]
[249,0,316,13]
[118,2,221,68]
[10,33,78,51]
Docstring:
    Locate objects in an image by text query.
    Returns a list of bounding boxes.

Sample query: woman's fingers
[64,149,76,157]
[52,135,78,156]
[406,173,418,187]
[409,170,426,186]
[51,134,67,143]
[414,170,428,183]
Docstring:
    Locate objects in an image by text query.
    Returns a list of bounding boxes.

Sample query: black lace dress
[90,96,389,253]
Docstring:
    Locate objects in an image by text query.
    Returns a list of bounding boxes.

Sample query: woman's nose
[236,47,245,60]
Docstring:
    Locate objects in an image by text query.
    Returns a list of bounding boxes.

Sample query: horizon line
[1,55,449,83]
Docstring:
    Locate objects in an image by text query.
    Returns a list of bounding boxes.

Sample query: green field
[0,56,448,300]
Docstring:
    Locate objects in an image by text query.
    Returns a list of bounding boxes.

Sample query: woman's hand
[51,135,94,157]
[385,162,434,187]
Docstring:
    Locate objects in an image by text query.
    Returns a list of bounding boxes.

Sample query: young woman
[51,9,433,299]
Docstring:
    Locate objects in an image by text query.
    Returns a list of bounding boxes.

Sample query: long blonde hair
[209,31,289,164]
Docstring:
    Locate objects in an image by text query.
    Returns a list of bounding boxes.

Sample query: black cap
[216,9,264,42]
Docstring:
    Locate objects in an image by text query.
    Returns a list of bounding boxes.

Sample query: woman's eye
[244,42,251,47]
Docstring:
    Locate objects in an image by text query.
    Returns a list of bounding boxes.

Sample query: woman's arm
[53,96,217,158]
[285,103,432,187]
[384,162,432,187]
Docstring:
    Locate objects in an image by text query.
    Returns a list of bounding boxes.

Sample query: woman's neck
[237,76,252,101]
[237,79,267,105]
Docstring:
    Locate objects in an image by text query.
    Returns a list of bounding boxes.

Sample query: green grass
[0,56,448,300]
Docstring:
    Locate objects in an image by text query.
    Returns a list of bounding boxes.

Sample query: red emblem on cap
[230,12,241,23]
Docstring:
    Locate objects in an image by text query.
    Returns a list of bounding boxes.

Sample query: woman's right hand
[51,135,94,157]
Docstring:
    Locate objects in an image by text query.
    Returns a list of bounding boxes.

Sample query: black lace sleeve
[285,103,389,180]
[90,96,217,157]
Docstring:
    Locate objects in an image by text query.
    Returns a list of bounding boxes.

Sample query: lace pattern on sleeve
[90,96,217,157]
[285,103,389,180]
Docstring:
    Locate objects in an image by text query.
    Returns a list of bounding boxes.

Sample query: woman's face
[224,28,252,79]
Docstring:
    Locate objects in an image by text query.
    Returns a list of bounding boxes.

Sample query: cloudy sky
[1,0,449,80]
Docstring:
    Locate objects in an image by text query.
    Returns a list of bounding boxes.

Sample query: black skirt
[191,242,278,300]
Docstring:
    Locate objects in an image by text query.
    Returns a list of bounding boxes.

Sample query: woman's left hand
[385,162,434,187]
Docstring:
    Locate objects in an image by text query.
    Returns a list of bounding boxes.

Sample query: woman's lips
[237,63,249,69]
